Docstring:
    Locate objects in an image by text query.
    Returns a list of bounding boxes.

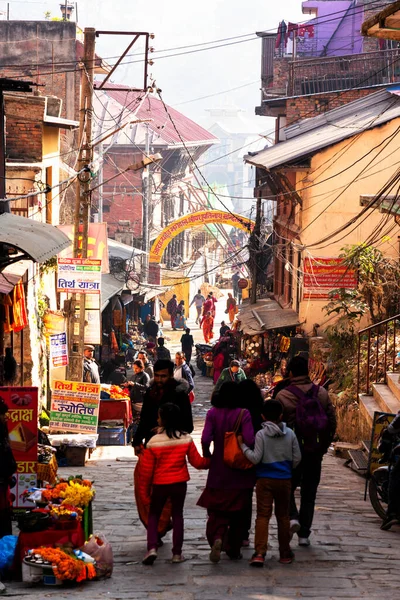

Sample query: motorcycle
[367,415,400,520]
[195,343,213,371]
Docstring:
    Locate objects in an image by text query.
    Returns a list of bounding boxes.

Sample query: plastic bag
[0,535,18,571]
[81,534,113,578]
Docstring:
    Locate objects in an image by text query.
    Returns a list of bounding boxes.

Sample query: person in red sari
[202,294,213,317]
[200,311,214,344]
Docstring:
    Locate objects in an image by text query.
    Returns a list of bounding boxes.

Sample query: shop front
[236,298,307,397]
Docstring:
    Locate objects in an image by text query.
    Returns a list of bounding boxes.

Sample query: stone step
[386,372,400,407]
[372,382,400,415]
[359,393,381,429]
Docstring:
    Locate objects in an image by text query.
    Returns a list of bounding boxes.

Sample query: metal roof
[108,238,147,261]
[0,260,30,294]
[97,84,218,147]
[238,298,299,335]
[101,273,124,311]
[0,213,71,266]
[245,89,400,170]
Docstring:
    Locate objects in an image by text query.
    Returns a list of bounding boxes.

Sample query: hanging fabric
[12,281,28,332]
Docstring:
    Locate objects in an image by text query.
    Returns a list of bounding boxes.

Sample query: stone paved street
[5,306,400,599]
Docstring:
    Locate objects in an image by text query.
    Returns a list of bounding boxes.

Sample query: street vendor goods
[25,547,96,582]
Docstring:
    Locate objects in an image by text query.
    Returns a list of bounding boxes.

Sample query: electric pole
[250,194,262,304]
[66,27,96,381]
[142,124,151,282]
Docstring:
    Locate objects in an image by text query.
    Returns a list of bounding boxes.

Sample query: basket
[37,455,58,485]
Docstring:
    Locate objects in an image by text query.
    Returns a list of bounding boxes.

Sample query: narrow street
[5,302,400,599]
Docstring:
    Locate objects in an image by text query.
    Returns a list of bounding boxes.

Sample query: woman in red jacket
[140,402,210,565]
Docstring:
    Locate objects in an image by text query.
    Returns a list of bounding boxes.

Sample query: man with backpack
[276,356,336,547]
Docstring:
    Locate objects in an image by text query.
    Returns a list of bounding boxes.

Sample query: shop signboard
[0,386,38,508]
[57,258,102,295]
[49,380,100,434]
[58,223,109,273]
[50,332,69,368]
[303,257,357,299]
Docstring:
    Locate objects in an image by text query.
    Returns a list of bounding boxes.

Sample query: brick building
[256,0,399,135]
[0,20,109,224]
[92,85,218,268]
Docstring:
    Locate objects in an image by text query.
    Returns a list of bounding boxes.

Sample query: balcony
[288,48,400,97]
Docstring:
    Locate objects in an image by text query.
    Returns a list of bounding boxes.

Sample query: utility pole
[66,27,96,381]
[250,193,262,304]
[142,124,151,282]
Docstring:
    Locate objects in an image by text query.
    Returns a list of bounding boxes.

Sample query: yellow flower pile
[60,481,95,508]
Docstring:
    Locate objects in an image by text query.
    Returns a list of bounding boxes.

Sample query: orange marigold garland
[30,548,96,582]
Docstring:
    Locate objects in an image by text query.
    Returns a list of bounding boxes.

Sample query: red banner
[303,257,357,299]
[0,387,38,508]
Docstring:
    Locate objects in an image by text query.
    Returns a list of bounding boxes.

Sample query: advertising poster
[0,387,38,508]
[50,332,69,368]
[303,257,358,299]
[57,223,109,273]
[57,258,102,294]
[49,380,100,434]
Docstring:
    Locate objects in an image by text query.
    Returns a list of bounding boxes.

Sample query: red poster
[303,257,357,299]
[0,387,38,508]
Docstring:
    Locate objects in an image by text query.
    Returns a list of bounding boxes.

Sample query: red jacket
[139,431,210,500]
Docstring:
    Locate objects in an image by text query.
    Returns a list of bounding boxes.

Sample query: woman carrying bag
[197,382,255,563]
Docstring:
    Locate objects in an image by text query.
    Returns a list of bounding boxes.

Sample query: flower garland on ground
[31,548,96,582]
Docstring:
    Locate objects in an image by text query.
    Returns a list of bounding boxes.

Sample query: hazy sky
[2,0,306,128]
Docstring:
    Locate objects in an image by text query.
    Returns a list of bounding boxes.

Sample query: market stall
[236,298,306,396]
[6,476,114,585]
[98,384,132,445]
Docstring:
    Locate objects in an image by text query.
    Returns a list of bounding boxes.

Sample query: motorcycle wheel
[368,478,388,520]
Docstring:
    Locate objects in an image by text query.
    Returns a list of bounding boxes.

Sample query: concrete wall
[292,117,400,332]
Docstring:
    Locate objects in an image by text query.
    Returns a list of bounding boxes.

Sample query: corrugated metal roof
[0,213,71,265]
[100,84,218,147]
[245,89,400,170]
[238,298,299,335]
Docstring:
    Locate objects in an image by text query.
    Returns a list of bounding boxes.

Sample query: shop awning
[135,284,171,304]
[0,213,71,268]
[238,298,299,335]
[0,259,30,294]
[101,273,124,311]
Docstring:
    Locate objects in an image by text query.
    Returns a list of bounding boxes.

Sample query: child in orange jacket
[140,402,210,565]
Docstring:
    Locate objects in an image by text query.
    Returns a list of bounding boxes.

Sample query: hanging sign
[0,387,38,508]
[57,258,102,294]
[303,257,357,299]
[49,380,100,434]
[50,332,69,368]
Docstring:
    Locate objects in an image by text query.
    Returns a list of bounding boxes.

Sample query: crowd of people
[132,353,339,567]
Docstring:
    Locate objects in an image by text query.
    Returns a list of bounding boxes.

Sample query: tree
[339,242,400,323]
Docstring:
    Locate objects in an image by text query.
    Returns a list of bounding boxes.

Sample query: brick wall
[286,88,374,125]
[98,148,144,239]
[5,94,45,162]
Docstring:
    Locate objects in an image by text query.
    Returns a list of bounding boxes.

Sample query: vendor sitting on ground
[214,359,246,392]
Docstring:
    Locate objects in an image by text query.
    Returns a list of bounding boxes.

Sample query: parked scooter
[368,414,400,519]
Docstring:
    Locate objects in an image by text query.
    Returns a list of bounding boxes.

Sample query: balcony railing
[288,48,400,97]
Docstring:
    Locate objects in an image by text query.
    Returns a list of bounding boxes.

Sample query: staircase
[357,314,400,436]
[359,372,400,430]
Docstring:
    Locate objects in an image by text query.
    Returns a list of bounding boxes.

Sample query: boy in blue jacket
[240,400,301,567]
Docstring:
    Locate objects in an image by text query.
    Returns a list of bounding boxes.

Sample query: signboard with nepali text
[303,257,357,300]
[0,387,38,509]
[49,380,100,434]
[50,332,69,368]
[58,223,109,273]
[57,258,102,295]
